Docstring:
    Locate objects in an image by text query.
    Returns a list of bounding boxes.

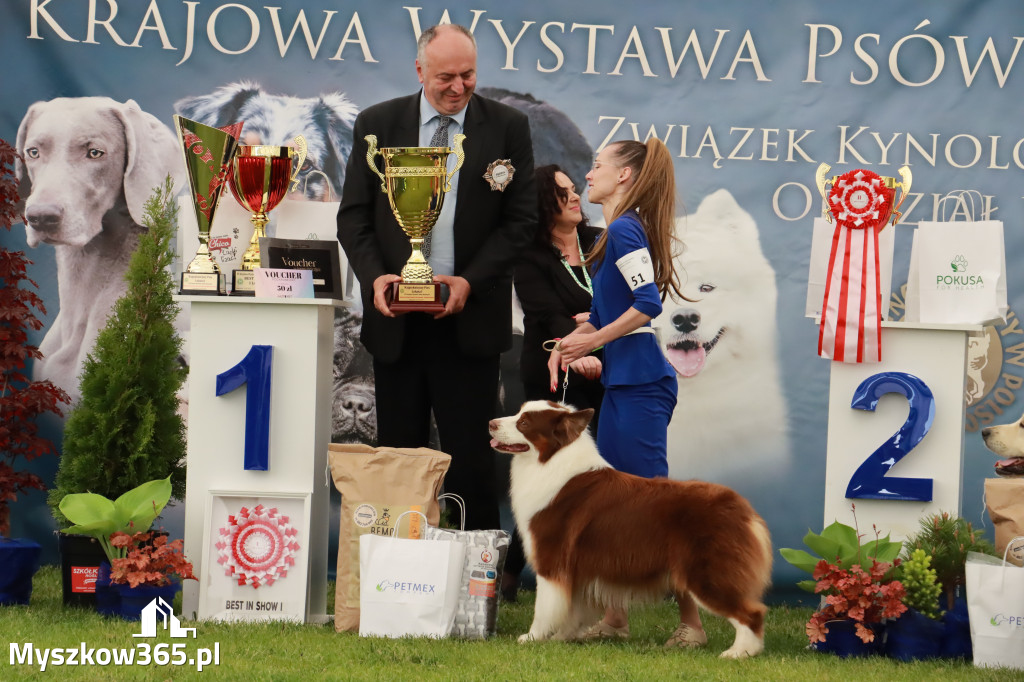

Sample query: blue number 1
[216,345,273,471]
[846,371,934,502]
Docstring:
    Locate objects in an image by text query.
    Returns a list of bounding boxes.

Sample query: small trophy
[365,133,466,312]
[174,116,243,295]
[227,137,307,295]
[815,163,912,227]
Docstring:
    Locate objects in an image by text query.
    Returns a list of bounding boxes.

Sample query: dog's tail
[749,516,773,594]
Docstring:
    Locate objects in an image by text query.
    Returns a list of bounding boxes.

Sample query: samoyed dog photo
[654,189,790,481]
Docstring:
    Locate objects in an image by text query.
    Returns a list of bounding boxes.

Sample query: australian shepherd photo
[489,401,773,658]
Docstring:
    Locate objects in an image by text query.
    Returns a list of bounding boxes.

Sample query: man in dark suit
[337,24,536,531]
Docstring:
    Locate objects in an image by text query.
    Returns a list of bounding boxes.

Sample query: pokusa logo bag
[905,191,1007,325]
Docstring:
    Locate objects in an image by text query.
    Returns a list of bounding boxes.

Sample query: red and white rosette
[216,504,300,589]
[818,169,895,363]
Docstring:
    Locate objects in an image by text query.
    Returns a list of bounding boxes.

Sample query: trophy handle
[289,134,308,193]
[444,133,467,193]
[364,135,387,192]
[815,162,833,224]
[891,165,913,226]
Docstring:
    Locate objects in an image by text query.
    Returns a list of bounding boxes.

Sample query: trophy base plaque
[231,270,257,297]
[387,281,444,313]
[181,272,224,296]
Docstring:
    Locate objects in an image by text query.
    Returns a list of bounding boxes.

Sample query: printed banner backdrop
[4,0,1024,594]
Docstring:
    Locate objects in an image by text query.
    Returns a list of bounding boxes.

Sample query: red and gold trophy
[364,133,466,312]
[174,116,243,295]
[227,137,307,295]
[815,163,912,363]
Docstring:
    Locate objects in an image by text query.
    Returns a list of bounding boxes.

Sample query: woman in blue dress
[549,138,705,647]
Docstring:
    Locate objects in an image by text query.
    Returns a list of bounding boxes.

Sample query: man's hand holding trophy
[364,133,466,313]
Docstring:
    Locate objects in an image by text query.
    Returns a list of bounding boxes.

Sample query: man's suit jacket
[337,92,536,363]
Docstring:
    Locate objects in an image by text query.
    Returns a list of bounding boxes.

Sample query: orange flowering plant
[806,557,908,644]
[109,531,196,588]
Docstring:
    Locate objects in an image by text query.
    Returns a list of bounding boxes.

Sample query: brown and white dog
[981,410,1024,477]
[489,400,773,658]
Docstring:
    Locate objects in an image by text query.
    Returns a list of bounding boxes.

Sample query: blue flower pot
[940,596,972,659]
[884,608,943,661]
[116,582,181,621]
[94,562,121,617]
[0,538,42,606]
[814,620,883,658]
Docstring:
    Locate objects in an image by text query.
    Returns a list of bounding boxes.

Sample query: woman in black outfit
[517,165,605,412]
[502,164,604,601]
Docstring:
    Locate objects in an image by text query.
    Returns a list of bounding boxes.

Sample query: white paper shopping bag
[806,217,896,319]
[273,192,354,302]
[177,195,252,277]
[912,220,1007,325]
[359,512,465,638]
[966,541,1024,670]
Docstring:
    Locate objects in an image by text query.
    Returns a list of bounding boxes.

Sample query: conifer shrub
[48,176,186,524]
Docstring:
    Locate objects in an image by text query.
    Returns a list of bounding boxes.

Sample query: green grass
[0,566,1012,681]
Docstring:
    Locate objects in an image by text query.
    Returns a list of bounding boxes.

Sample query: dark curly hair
[533,164,589,249]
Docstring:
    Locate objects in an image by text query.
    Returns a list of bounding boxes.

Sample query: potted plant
[108,530,195,620]
[0,138,71,605]
[885,548,944,661]
[47,177,187,605]
[901,511,998,658]
[805,556,907,656]
[780,505,906,656]
[58,476,172,615]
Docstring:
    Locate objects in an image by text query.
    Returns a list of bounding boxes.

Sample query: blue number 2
[846,371,934,502]
[216,345,273,471]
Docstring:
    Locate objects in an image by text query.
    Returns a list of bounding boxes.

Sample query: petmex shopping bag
[965,538,1024,670]
[359,511,465,638]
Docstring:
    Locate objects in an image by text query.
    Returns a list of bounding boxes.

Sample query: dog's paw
[517,633,535,644]
[720,644,762,659]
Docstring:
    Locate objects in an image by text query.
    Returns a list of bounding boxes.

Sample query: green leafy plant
[902,511,997,609]
[109,530,195,588]
[806,559,907,644]
[47,177,186,525]
[780,506,903,592]
[0,139,71,538]
[57,476,171,563]
[897,548,943,619]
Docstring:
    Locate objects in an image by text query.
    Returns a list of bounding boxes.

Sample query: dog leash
[543,328,655,402]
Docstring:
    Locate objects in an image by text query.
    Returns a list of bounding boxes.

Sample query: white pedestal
[175,296,345,623]
[824,321,981,542]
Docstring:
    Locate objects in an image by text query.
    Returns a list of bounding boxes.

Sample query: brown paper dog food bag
[329,443,450,631]
[985,477,1024,566]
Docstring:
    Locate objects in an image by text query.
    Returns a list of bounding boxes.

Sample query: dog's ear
[116,99,186,226]
[541,408,594,462]
[14,102,42,217]
[313,92,358,200]
[174,81,261,129]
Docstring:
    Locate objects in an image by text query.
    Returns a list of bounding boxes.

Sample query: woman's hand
[568,356,602,380]
[556,331,598,366]
[573,312,591,326]
[547,349,563,393]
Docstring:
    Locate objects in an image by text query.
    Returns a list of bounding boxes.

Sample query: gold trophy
[227,137,307,295]
[174,116,243,295]
[365,133,466,312]
[815,163,913,227]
